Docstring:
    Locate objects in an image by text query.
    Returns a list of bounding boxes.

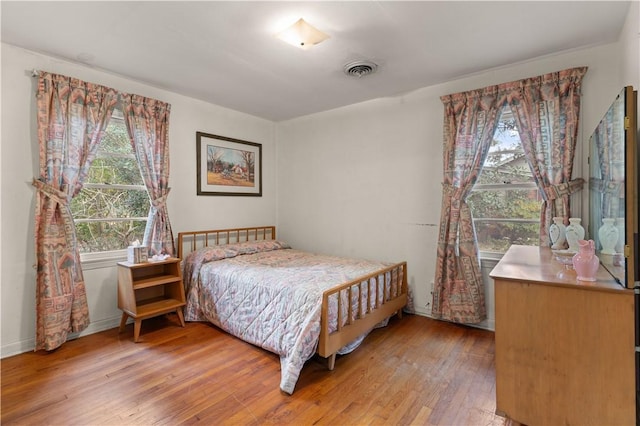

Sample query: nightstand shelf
[117,258,186,342]
[132,275,182,290]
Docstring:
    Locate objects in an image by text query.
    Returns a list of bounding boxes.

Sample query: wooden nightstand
[117,257,186,342]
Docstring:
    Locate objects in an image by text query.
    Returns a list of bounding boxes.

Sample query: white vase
[615,217,625,254]
[599,218,619,255]
[565,217,585,252]
[549,217,566,250]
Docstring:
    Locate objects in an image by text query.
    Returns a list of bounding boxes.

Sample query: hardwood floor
[2,314,506,425]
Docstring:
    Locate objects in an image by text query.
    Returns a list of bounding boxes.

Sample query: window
[467,108,542,254]
[70,107,150,255]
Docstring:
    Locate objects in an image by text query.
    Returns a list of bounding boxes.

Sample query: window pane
[71,187,149,219]
[467,188,542,219]
[86,157,143,185]
[481,110,534,185]
[75,220,147,253]
[468,108,542,254]
[98,118,132,155]
[72,108,150,255]
[474,221,540,253]
[477,155,534,185]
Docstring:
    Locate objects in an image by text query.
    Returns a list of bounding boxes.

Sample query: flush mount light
[275,18,329,50]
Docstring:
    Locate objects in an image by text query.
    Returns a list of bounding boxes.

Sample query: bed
[177,226,408,394]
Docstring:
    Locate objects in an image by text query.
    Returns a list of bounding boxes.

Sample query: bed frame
[177,226,408,369]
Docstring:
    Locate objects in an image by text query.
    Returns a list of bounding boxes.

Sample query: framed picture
[196,132,262,196]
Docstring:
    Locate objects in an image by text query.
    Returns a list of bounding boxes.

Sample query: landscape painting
[196,132,262,196]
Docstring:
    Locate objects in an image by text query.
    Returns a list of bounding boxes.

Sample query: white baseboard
[410,309,495,332]
[2,309,495,359]
[473,317,495,332]
[1,315,123,359]
[412,306,431,317]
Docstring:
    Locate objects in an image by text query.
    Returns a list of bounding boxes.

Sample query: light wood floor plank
[1,314,505,425]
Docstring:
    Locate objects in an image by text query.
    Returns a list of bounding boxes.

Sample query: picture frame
[196,132,262,196]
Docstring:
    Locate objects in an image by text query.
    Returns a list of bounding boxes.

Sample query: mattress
[182,240,395,394]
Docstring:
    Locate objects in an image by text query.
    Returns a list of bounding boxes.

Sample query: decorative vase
[572,239,599,281]
[565,217,585,252]
[598,218,619,255]
[615,217,625,254]
[549,217,566,250]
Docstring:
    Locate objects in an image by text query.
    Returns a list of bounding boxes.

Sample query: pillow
[182,240,291,292]
[224,239,291,255]
[183,245,241,292]
[193,245,239,262]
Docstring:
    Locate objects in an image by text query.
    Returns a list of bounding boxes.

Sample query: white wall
[276,41,625,328]
[0,44,277,356]
[620,0,639,90]
[2,5,636,355]
[620,0,639,144]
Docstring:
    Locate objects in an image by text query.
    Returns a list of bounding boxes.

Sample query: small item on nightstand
[150,253,170,261]
[572,239,599,281]
[127,240,148,263]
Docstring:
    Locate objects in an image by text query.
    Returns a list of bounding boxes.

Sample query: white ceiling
[1,1,630,122]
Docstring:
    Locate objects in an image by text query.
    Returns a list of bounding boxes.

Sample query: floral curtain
[32,72,118,350]
[589,87,626,221]
[432,87,505,323]
[433,66,587,324]
[507,67,587,245]
[121,94,175,256]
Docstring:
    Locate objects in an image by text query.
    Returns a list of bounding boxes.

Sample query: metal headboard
[177,226,276,259]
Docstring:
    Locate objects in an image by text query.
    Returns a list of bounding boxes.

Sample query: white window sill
[478,251,504,261]
[80,250,127,270]
[479,251,504,269]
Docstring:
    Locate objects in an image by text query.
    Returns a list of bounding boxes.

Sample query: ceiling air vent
[343,60,378,78]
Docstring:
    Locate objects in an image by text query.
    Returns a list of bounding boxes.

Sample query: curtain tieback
[442,182,466,210]
[543,178,584,201]
[32,178,69,206]
[442,182,463,199]
[589,178,625,198]
[150,189,170,210]
[32,178,79,257]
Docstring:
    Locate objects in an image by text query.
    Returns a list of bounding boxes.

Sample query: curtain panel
[32,71,174,351]
[432,88,505,323]
[33,72,118,350]
[506,67,587,245]
[589,89,626,221]
[122,94,175,256]
[433,66,587,324]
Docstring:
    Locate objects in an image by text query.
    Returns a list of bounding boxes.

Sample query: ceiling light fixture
[275,18,329,50]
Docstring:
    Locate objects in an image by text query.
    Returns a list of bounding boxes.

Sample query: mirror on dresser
[588,86,638,288]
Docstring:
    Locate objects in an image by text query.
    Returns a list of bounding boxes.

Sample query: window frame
[73,108,150,266]
[469,109,542,257]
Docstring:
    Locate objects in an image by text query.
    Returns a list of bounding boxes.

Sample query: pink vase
[572,239,599,281]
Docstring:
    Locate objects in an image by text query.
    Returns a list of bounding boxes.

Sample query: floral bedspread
[182,240,394,394]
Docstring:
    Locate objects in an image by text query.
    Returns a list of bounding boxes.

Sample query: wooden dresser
[490,245,635,426]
